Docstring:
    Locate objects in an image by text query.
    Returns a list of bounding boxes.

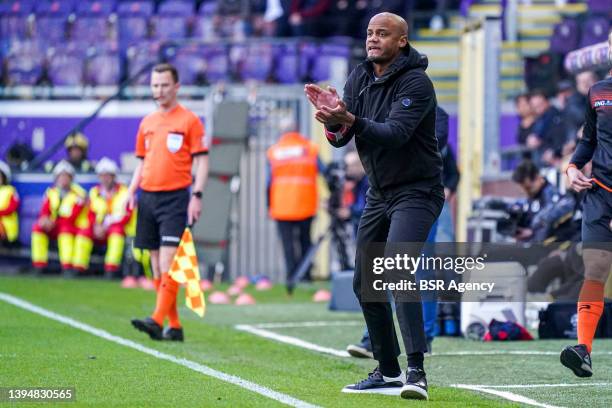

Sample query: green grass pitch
[1,275,611,407]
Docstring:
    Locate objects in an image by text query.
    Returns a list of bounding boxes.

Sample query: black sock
[407,352,424,371]
[379,359,401,377]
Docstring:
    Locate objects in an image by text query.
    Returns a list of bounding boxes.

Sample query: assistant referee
[129,63,209,342]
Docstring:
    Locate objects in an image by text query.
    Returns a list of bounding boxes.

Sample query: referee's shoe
[131,317,163,340]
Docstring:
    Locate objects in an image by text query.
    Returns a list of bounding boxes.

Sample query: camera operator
[511,159,577,243]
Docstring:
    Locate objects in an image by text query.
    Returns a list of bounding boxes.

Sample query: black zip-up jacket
[325,45,443,193]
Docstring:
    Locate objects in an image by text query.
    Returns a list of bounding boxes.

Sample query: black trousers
[277,218,313,286]
[354,187,443,361]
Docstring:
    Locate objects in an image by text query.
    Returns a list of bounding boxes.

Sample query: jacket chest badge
[401,98,412,107]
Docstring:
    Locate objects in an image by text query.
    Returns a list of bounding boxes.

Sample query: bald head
[370,13,408,36]
[366,12,409,70]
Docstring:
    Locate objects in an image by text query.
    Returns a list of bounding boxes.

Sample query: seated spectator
[515,93,536,146]
[287,0,332,37]
[249,0,274,36]
[31,161,90,276]
[526,90,568,166]
[326,0,368,38]
[359,0,409,38]
[86,158,134,279]
[564,70,599,139]
[214,0,251,40]
[554,80,574,112]
[0,160,19,245]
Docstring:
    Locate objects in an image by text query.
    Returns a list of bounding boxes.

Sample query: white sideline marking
[434,350,612,356]
[252,321,364,329]
[239,321,612,358]
[0,293,320,408]
[235,324,350,357]
[455,383,612,389]
[234,320,612,358]
[453,385,562,408]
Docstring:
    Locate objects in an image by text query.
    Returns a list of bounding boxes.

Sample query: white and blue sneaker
[400,368,429,400]
[346,342,374,359]
[342,366,405,394]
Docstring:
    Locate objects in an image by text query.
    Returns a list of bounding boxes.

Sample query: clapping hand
[304,84,340,110]
[304,84,354,127]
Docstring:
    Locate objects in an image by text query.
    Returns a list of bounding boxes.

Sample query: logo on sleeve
[401,98,412,107]
[593,100,612,108]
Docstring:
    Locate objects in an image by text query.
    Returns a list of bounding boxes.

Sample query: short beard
[367,55,388,64]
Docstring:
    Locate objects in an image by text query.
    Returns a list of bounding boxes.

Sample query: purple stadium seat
[47,45,85,86]
[33,0,75,43]
[72,1,117,42]
[192,16,214,40]
[198,1,217,16]
[202,44,229,82]
[173,44,207,85]
[85,44,120,86]
[0,0,36,40]
[239,43,273,82]
[158,0,193,14]
[117,1,154,43]
[18,195,44,246]
[299,42,318,81]
[192,1,217,40]
[310,44,350,82]
[587,0,611,13]
[579,16,610,48]
[274,44,299,84]
[152,1,194,40]
[549,18,580,55]
[125,40,161,85]
[5,40,44,85]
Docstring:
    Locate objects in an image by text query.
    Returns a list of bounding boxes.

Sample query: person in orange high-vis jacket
[267,128,321,294]
[86,157,133,278]
[31,161,90,276]
[0,160,19,245]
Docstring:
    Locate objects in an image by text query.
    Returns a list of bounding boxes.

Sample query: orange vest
[267,132,319,221]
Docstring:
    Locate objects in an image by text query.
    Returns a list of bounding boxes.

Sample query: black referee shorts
[135,188,189,250]
[581,186,612,251]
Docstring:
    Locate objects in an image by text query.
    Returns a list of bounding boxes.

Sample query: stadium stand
[1,0,603,103]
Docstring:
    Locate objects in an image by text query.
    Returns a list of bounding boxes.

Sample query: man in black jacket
[305,12,443,400]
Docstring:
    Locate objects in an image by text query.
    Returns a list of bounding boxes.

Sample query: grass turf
[1,275,611,407]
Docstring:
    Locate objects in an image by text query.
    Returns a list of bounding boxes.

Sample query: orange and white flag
[169,228,206,317]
